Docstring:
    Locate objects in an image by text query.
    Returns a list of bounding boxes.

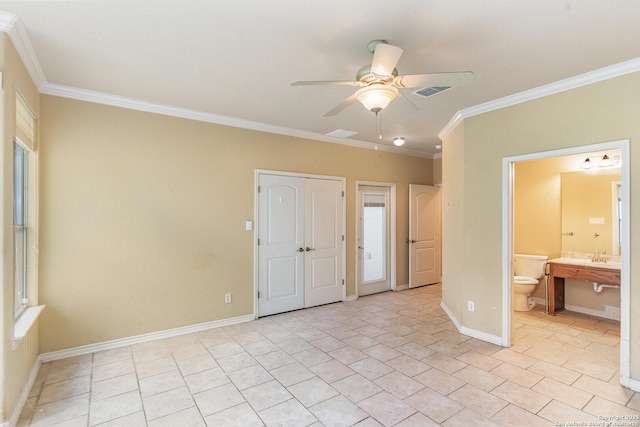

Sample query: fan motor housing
[356,64,398,85]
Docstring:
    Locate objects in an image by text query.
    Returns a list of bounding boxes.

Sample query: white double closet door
[257,173,344,317]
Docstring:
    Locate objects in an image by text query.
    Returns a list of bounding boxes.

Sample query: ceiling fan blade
[371,43,404,77]
[393,71,474,88]
[398,91,420,111]
[382,91,420,119]
[324,94,358,117]
[291,80,361,87]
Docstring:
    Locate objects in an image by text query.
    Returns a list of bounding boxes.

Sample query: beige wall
[1,33,41,423]
[433,157,442,185]
[442,71,640,379]
[38,95,433,352]
[441,122,470,324]
[514,157,564,258]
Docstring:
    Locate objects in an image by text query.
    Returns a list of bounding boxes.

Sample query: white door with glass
[258,173,344,316]
[358,186,391,296]
[408,184,441,288]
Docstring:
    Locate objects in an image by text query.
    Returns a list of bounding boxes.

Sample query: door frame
[254,169,346,318]
[355,181,397,297]
[501,139,631,388]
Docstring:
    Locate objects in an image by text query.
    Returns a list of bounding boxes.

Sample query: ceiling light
[581,158,593,169]
[355,84,398,113]
[393,137,405,147]
[435,144,442,150]
[599,154,612,167]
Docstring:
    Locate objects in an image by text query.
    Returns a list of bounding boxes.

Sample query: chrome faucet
[592,249,607,263]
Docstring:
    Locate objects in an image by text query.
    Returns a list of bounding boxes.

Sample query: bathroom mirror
[561,171,621,255]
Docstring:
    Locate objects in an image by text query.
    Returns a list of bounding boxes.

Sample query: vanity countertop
[547,257,621,271]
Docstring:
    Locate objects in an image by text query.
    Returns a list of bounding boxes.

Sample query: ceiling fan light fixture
[355,85,398,113]
[393,137,405,146]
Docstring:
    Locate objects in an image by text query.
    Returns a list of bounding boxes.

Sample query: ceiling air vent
[412,86,452,99]
[326,129,358,138]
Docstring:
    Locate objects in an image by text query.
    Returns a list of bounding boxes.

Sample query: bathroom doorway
[502,139,631,388]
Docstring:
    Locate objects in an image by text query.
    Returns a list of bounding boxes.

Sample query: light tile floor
[18,284,640,426]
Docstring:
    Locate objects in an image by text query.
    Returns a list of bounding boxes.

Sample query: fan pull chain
[376,110,383,140]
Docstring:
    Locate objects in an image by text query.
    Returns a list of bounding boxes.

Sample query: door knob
[297,248,304,252]
[407,239,417,244]
[306,247,316,251]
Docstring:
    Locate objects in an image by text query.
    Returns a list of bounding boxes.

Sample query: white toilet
[513,254,548,311]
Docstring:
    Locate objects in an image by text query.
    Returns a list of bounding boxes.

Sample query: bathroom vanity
[547,258,621,315]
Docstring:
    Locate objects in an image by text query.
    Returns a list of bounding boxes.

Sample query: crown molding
[437,111,463,141]
[42,83,432,159]
[1,11,432,159]
[0,10,16,31]
[0,11,47,88]
[438,57,640,141]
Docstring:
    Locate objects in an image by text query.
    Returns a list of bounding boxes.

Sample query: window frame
[13,91,39,330]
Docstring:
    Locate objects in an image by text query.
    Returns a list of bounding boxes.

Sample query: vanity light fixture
[581,158,593,169]
[599,154,612,167]
[393,137,405,147]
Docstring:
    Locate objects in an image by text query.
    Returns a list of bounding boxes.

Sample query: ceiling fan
[291,40,473,117]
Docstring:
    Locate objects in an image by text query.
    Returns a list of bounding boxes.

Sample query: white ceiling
[2,1,640,156]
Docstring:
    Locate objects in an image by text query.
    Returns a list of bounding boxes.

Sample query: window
[14,92,37,323]
[14,142,28,318]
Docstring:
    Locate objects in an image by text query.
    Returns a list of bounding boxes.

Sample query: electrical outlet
[225,293,232,304]
[468,301,475,312]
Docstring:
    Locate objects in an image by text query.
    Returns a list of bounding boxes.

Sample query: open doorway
[502,139,631,388]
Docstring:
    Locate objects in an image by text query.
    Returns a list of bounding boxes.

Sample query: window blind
[16,93,36,151]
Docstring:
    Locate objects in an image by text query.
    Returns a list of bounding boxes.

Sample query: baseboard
[7,314,253,426]
[439,300,505,346]
[530,297,621,321]
[39,314,254,362]
[564,303,621,321]
[395,283,409,291]
[6,357,42,427]
[345,294,358,302]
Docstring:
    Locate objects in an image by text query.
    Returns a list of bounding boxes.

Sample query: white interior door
[358,186,391,296]
[304,179,344,307]
[258,173,343,316]
[258,175,305,316]
[409,184,441,288]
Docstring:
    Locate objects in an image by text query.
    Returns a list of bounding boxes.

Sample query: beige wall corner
[1,33,41,425]
[444,71,640,382]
